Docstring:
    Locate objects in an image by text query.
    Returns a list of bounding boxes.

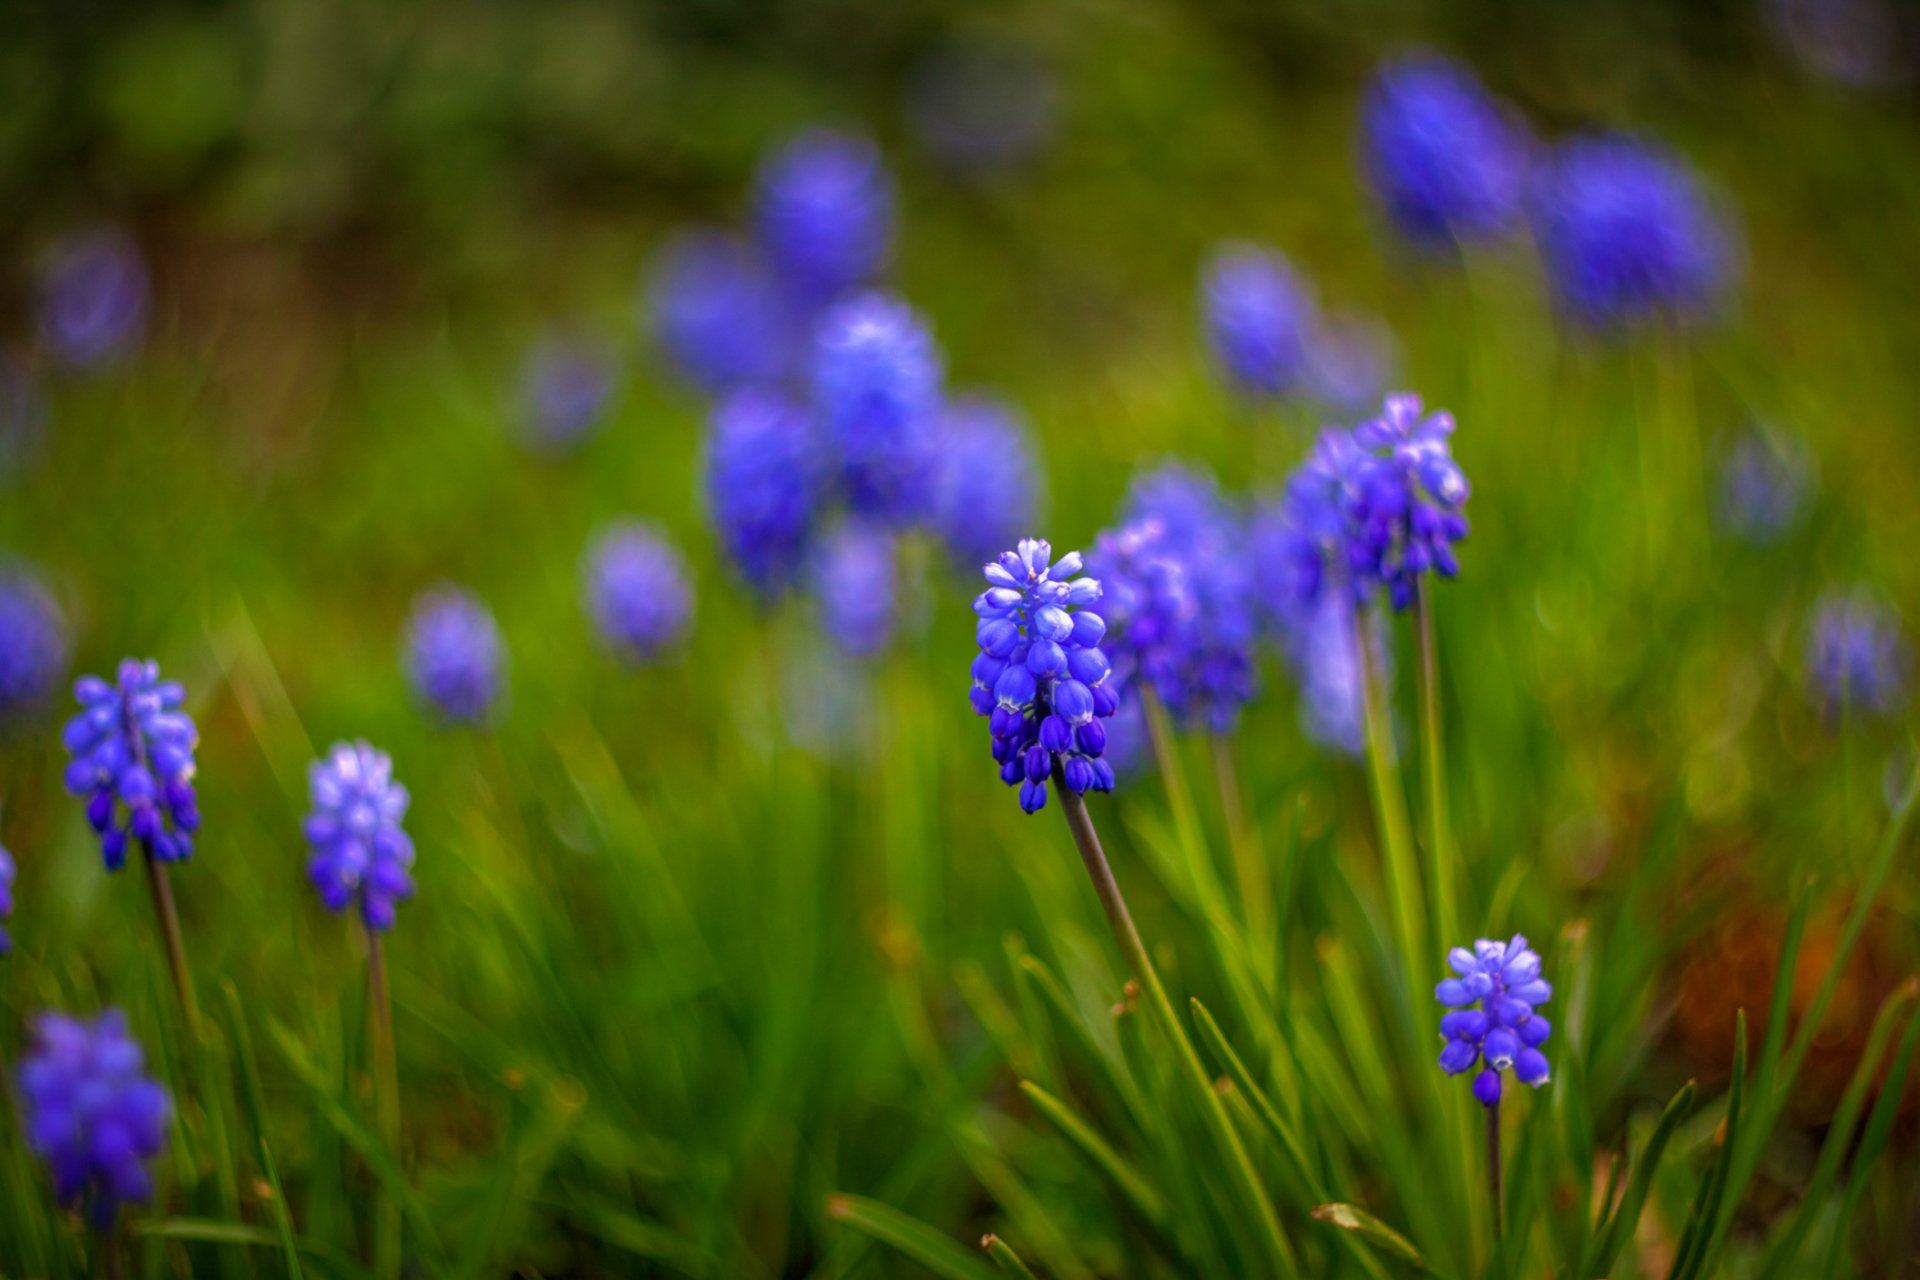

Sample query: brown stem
[143,848,200,1040]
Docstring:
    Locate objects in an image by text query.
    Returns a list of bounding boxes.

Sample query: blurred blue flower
[1308,314,1396,413]
[1807,591,1908,721]
[37,228,150,369]
[403,587,505,725]
[585,521,694,664]
[16,1009,170,1228]
[1,351,47,479]
[706,388,822,599]
[0,842,15,955]
[1715,429,1812,544]
[518,336,616,452]
[1294,595,1380,755]
[1436,935,1553,1107]
[645,230,793,392]
[0,563,67,724]
[1202,243,1315,400]
[812,292,943,525]
[908,40,1059,176]
[1350,393,1471,610]
[755,129,894,303]
[1533,135,1734,329]
[61,661,200,871]
[971,539,1119,813]
[305,742,415,932]
[812,522,897,658]
[1362,53,1529,249]
[930,394,1044,569]
[1770,0,1909,88]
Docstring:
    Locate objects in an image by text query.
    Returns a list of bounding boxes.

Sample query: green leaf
[1019,1080,1170,1236]
[133,1218,377,1280]
[1311,1203,1435,1274]
[981,1234,1040,1280]
[1669,1011,1745,1280]
[1189,999,1320,1197]
[217,983,304,1280]
[1584,1080,1695,1279]
[1818,988,1920,1272]
[824,1194,1002,1280]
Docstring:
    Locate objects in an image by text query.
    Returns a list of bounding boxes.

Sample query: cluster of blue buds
[403,586,506,725]
[646,230,793,393]
[584,521,694,664]
[16,1009,170,1228]
[1436,935,1552,1107]
[1361,53,1528,250]
[1202,243,1315,400]
[62,662,200,870]
[1807,591,1908,721]
[813,522,898,658]
[305,741,416,932]
[518,335,617,453]
[754,128,895,303]
[706,389,823,600]
[0,841,15,955]
[37,228,150,369]
[930,395,1044,569]
[1348,393,1471,609]
[1717,429,1812,545]
[971,540,1118,813]
[0,563,68,722]
[812,291,943,525]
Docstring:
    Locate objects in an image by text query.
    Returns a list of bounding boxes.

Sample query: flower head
[1361,53,1529,249]
[755,129,894,303]
[812,521,898,658]
[1202,243,1315,400]
[518,335,616,452]
[812,292,943,524]
[929,394,1044,568]
[705,389,822,599]
[971,539,1119,813]
[305,742,415,932]
[584,522,694,664]
[1348,393,1471,609]
[1716,429,1812,544]
[0,564,67,723]
[16,1009,170,1228]
[403,587,505,725]
[1807,591,1908,721]
[1533,135,1734,329]
[1436,935,1552,1106]
[61,661,200,871]
[37,228,150,369]
[645,230,793,392]
[0,842,16,955]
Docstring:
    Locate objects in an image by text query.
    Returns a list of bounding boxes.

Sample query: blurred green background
[4,0,1920,1275]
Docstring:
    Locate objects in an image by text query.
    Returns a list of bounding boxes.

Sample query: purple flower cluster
[403,586,506,725]
[584,522,694,664]
[812,292,943,524]
[646,230,793,393]
[1436,935,1552,1107]
[305,742,415,932]
[929,395,1044,569]
[0,842,15,955]
[706,390,823,600]
[812,523,898,658]
[62,661,200,870]
[1807,591,1908,721]
[519,336,617,452]
[0,563,68,723]
[16,1009,170,1228]
[37,228,151,369]
[1349,394,1471,609]
[1716,429,1812,544]
[970,540,1118,813]
[1202,244,1316,400]
[755,129,895,304]
[1361,53,1529,249]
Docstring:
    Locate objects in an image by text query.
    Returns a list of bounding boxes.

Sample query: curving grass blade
[824,1194,1001,1280]
[1583,1080,1695,1279]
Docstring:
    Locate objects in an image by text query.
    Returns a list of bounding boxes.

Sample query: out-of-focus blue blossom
[930,395,1044,568]
[1715,429,1812,544]
[812,292,943,525]
[645,230,793,392]
[403,587,505,725]
[37,229,151,369]
[970,539,1119,813]
[1,351,47,479]
[1348,393,1471,610]
[1436,935,1553,1107]
[0,842,15,955]
[1533,135,1734,329]
[1202,243,1316,400]
[1309,315,1396,413]
[1770,0,1910,88]
[584,522,694,664]
[305,742,414,932]
[518,336,617,452]
[1090,518,1197,715]
[1807,591,1908,721]
[61,661,199,871]
[812,522,897,658]
[1293,595,1381,755]
[755,129,894,303]
[16,1009,170,1228]
[908,40,1059,176]
[0,564,67,723]
[1361,53,1529,249]
[706,389,822,599]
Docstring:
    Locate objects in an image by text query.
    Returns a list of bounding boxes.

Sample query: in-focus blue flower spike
[1361,53,1529,250]
[970,539,1120,813]
[518,335,617,453]
[1436,935,1552,1107]
[930,394,1044,569]
[755,128,895,304]
[706,388,823,600]
[305,742,415,932]
[1807,590,1908,722]
[1,563,68,724]
[37,228,150,369]
[61,661,200,871]
[402,587,506,726]
[584,521,695,664]
[0,841,15,955]
[813,522,899,659]
[1350,393,1471,610]
[812,291,944,525]
[1201,243,1316,400]
[645,229,793,392]
[16,1008,170,1229]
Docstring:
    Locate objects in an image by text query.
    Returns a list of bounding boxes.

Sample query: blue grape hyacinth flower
[1533,135,1734,329]
[0,563,68,723]
[518,335,616,452]
[62,661,200,871]
[971,539,1120,813]
[813,522,898,658]
[1361,53,1529,250]
[1807,591,1908,721]
[403,586,505,725]
[17,1008,170,1228]
[37,228,151,369]
[584,521,694,664]
[755,129,894,303]
[305,742,415,932]
[1350,393,1471,610]
[930,395,1044,569]
[1202,243,1315,400]
[1716,429,1812,545]
[706,388,823,599]
[0,841,15,955]
[645,230,793,392]
[1436,935,1553,1107]
[812,292,943,525]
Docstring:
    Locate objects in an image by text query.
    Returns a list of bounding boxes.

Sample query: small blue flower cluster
[706,390,823,599]
[813,522,899,659]
[1362,53,1529,250]
[519,335,617,453]
[813,292,944,525]
[1716,429,1812,545]
[15,1009,170,1228]
[1807,591,1908,721]
[1202,244,1315,400]
[0,563,67,723]
[585,522,695,664]
[930,396,1046,568]
[971,540,1118,812]
[647,230,794,394]
[755,128,896,304]
[1436,935,1553,1107]
[403,586,506,725]
[62,662,200,870]
[305,741,416,932]
[37,228,150,370]
[1349,394,1471,609]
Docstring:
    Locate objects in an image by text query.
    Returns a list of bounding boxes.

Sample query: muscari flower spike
[0,841,15,955]
[812,522,898,659]
[17,1008,171,1229]
[1361,52,1529,250]
[706,388,823,599]
[584,521,694,664]
[518,335,616,452]
[755,128,895,304]
[403,586,506,726]
[61,661,200,871]
[1,563,68,723]
[1436,935,1552,1107]
[1202,243,1316,400]
[37,228,150,369]
[812,291,944,525]
[1716,429,1812,545]
[305,741,415,932]
[1807,591,1908,721]
[930,394,1044,569]
[971,539,1119,813]
[645,229,793,392]
[1349,393,1471,610]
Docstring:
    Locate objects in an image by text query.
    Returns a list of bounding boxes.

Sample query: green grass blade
[824,1194,1002,1280]
[1019,1080,1171,1235]
[217,983,304,1280]
[1189,999,1319,1195]
[980,1234,1040,1280]
[1311,1204,1436,1275]
[1818,990,1920,1274]
[1584,1080,1696,1279]
[1670,1011,1745,1280]
[132,1219,377,1280]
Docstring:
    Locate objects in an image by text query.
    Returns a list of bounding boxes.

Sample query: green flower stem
[367,929,403,1280]
[1487,1100,1502,1241]
[143,848,201,1041]
[1211,733,1274,969]
[1352,604,1427,1005]
[1412,579,1459,952]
